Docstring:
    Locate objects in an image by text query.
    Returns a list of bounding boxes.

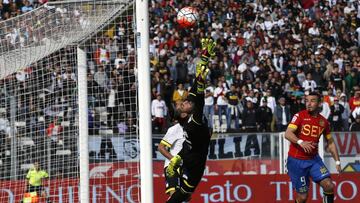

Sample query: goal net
[0,0,144,202]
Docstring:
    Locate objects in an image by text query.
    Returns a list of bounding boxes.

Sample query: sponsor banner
[89,133,277,161]
[89,136,140,161]
[325,157,360,173]
[88,160,279,178]
[1,174,358,203]
[154,173,360,203]
[80,132,360,161]
[323,132,360,173]
[0,178,139,203]
[324,132,360,156]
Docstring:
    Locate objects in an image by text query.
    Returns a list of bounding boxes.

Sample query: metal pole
[10,96,17,179]
[77,47,89,203]
[136,0,154,202]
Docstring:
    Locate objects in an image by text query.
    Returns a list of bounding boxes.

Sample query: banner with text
[1,174,358,203]
[88,160,279,178]
[324,132,360,173]
[89,133,279,161]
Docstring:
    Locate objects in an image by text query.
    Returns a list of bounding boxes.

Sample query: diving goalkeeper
[165,38,215,203]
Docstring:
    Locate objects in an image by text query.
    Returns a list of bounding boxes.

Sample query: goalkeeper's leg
[166,188,191,203]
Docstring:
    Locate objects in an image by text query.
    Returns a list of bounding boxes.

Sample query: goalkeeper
[165,38,215,203]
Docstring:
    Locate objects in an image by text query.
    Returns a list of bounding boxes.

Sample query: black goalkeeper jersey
[178,82,211,168]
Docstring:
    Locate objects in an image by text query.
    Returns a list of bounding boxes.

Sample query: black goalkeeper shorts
[27,185,43,195]
[179,163,205,194]
[164,166,180,194]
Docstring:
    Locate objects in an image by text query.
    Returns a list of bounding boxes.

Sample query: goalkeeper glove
[166,155,182,178]
[195,65,210,93]
[199,38,216,65]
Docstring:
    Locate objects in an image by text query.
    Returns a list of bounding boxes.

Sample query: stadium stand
[148,0,360,133]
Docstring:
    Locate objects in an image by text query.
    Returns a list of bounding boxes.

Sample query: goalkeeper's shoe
[199,38,216,65]
[166,155,182,178]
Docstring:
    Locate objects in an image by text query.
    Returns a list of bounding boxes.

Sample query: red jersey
[349,96,360,111]
[288,110,332,160]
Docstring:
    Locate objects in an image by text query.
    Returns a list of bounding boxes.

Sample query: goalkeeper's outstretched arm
[187,38,216,124]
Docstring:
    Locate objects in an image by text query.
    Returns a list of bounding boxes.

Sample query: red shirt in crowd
[349,96,360,111]
[287,110,331,160]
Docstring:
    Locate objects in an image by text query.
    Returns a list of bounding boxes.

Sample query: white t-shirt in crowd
[320,102,331,119]
[151,99,167,118]
[302,79,317,92]
[214,86,228,106]
[205,86,215,106]
[108,89,116,107]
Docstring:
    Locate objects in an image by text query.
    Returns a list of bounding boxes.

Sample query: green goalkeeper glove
[195,65,210,93]
[166,155,182,177]
[199,38,216,65]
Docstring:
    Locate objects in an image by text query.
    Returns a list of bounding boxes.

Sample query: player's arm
[188,38,216,123]
[192,38,216,95]
[158,140,173,160]
[42,170,49,178]
[324,125,341,173]
[326,137,341,172]
[285,114,315,153]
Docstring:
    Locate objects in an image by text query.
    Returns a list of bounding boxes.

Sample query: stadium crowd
[0,0,47,21]
[148,0,360,133]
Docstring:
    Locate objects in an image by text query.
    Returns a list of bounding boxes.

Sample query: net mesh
[0,0,139,202]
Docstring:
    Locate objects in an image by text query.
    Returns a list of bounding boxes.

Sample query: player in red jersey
[285,92,341,203]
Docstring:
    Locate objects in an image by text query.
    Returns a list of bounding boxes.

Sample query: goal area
[0,0,153,202]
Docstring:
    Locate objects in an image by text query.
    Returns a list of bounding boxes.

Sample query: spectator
[21,0,33,13]
[323,88,335,107]
[349,89,360,111]
[330,64,345,92]
[46,117,63,137]
[94,65,109,90]
[94,43,110,65]
[308,23,320,37]
[175,55,187,84]
[114,52,126,69]
[345,69,358,94]
[311,63,325,89]
[172,83,188,104]
[256,98,272,132]
[275,97,291,132]
[329,97,345,131]
[204,80,215,130]
[297,68,306,88]
[351,104,360,121]
[320,100,331,120]
[302,72,317,92]
[349,115,360,131]
[214,80,229,129]
[151,93,167,133]
[0,112,11,136]
[339,93,351,131]
[225,84,240,130]
[260,89,276,113]
[242,98,258,132]
[106,80,119,128]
